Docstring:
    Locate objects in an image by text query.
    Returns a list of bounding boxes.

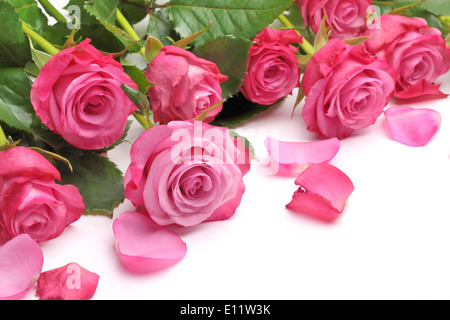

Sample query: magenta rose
[302,39,395,139]
[0,147,84,242]
[240,27,302,105]
[296,0,372,39]
[364,14,450,99]
[30,39,138,150]
[124,121,251,227]
[145,46,228,124]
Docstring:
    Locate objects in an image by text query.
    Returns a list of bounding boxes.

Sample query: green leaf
[121,60,153,94]
[0,67,35,132]
[0,0,31,67]
[28,37,51,70]
[193,36,253,99]
[173,19,212,48]
[147,8,176,46]
[84,0,119,24]
[121,84,151,116]
[168,0,292,46]
[5,0,48,32]
[212,93,274,128]
[119,0,148,25]
[57,151,126,217]
[85,3,144,53]
[418,0,450,16]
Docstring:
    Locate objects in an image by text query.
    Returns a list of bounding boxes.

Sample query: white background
[22,1,450,300]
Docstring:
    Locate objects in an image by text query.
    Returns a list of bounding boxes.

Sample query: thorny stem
[38,0,67,23]
[22,23,60,56]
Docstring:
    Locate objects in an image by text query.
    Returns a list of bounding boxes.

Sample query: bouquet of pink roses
[0,0,449,300]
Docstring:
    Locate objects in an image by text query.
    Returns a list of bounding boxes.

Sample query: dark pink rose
[30,39,138,150]
[302,39,395,139]
[145,46,228,124]
[0,147,84,242]
[296,0,372,39]
[124,121,250,227]
[240,27,302,105]
[364,14,450,99]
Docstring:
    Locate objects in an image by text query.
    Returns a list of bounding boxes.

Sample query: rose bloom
[124,121,251,227]
[296,0,372,39]
[240,27,302,105]
[31,39,138,150]
[302,39,395,139]
[0,147,84,242]
[364,14,450,99]
[145,46,228,124]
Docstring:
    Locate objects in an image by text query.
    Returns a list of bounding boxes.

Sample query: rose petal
[286,163,355,221]
[394,78,448,100]
[264,137,340,175]
[36,262,99,300]
[384,106,442,147]
[113,211,187,273]
[0,234,43,300]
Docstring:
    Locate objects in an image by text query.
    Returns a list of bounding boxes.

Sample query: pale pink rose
[240,27,302,105]
[36,263,99,300]
[145,46,228,124]
[0,147,84,242]
[384,106,442,147]
[124,121,251,227]
[286,163,355,221]
[364,14,450,99]
[296,0,372,39]
[30,39,138,150]
[0,235,43,300]
[113,211,187,273]
[302,39,395,139]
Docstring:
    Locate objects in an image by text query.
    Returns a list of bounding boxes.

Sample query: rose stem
[22,23,60,56]
[116,9,146,57]
[115,8,152,130]
[0,124,8,147]
[278,14,315,56]
[38,0,67,23]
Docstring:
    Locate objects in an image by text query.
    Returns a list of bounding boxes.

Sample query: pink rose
[296,0,372,39]
[145,46,228,124]
[302,39,395,139]
[124,121,250,227]
[30,39,138,150]
[0,147,84,242]
[364,14,450,99]
[240,27,302,105]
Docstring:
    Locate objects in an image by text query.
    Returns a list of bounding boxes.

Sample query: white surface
[22,71,450,300]
[23,1,450,300]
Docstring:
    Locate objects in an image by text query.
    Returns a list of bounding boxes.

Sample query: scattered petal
[113,211,187,274]
[286,163,355,221]
[264,137,340,175]
[384,106,442,147]
[36,263,99,300]
[0,234,43,300]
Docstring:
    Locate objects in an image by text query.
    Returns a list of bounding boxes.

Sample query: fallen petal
[264,137,340,175]
[36,262,99,300]
[0,234,43,300]
[113,211,187,274]
[384,106,442,147]
[286,163,354,221]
